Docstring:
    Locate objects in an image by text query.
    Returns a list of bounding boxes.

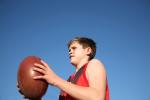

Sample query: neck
[75,58,89,72]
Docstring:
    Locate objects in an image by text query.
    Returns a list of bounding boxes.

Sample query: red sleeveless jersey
[59,63,110,100]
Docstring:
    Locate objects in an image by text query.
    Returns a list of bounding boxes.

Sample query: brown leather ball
[17,56,48,100]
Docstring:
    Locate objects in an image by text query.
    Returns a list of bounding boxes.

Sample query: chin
[70,60,77,66]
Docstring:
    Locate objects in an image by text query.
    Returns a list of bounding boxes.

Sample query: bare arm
[56,59,106,100]
[33,59,107,100]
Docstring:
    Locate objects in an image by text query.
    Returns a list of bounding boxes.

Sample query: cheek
[75,53,84,61]
[76,50,85,57]
[75,49,83,55]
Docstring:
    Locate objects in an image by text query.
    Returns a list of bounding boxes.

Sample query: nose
[69,49,73,55]
[69,49,71,54]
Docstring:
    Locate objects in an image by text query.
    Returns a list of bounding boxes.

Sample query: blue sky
[0,0,150,100]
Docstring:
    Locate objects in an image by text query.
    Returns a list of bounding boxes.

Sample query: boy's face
[69,41,89,66]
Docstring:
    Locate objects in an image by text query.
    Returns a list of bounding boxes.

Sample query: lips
[69,55,74,59]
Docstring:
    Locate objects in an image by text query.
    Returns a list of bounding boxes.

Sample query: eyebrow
[69,46,75,49]
[69,45,77,51]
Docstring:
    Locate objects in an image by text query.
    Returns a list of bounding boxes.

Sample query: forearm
[54,77,104,100]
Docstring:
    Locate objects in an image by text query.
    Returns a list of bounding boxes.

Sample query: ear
[85,47,92,55]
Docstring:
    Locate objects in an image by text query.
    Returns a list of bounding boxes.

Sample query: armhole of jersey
[82,63,89,85]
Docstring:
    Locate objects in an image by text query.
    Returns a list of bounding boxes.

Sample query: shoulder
[89,59,102,64]
[88,59,105,69]
[86,59,106,78]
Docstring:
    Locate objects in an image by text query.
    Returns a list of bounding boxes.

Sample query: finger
[18,88,24,95]
[16,83,23,94]
[16,82,19,89]
[41,60,49,68]
[21,94,26,99]
[33,75,44,80]
[16,83,28,99]
[33,67,46,74]
[34,63,46,71]
[24,97,30,100]
[17,88,26,98]
[20,92,28,99]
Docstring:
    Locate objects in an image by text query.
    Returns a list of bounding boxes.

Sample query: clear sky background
[0,0,150,100]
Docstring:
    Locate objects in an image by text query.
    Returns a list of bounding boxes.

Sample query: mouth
[69,55,74,59]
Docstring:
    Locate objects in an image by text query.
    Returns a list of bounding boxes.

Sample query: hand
[17,82,42,100]
[33,60,59,86]
[16,82,28,99]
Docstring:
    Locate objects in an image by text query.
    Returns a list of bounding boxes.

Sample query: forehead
[69,41,81,48]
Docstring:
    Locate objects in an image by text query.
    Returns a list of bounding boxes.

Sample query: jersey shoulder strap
[70,63,88,84]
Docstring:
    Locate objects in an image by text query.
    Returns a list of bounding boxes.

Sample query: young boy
[19,37,110,100]
[33,37,109,100]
